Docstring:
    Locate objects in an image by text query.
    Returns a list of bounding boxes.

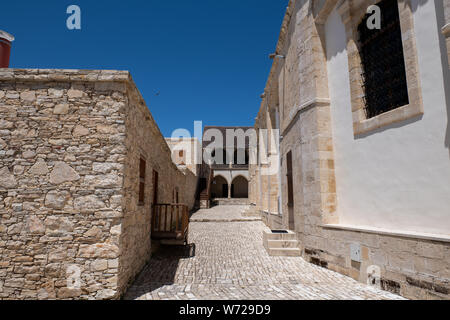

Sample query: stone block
[45,190,71,210]
[78,243,120,259]
[0,167,17,189]
[29,160,49,175]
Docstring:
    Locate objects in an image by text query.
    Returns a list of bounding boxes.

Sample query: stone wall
[0,69,197,299]
[165,138,201,211]
[249,105,281,217]
[118,80,198,296]
[165,138,201,178]
[307,226,450,299]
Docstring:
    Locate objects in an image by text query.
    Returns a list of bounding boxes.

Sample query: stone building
[165,137,202,210]
[165,137,201,177]
[250,0,450,299]
[0,69,198,299]
[200,126,252,205]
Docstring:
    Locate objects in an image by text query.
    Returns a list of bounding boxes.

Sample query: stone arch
[211,175,228,198]
[231,175,248,198]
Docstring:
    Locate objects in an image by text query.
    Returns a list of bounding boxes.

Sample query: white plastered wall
[324,2,450,236]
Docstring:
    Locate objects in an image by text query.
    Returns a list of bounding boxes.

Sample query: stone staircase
[263,230,301,257]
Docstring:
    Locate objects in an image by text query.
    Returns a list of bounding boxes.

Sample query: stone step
[263,230,297,241]
[267,239,299,249]
[213,198,249,206]
[266,247,301,257]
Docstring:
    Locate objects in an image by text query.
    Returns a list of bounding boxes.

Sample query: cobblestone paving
[124,206,405,300]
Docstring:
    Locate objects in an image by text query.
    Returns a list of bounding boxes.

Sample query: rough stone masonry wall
[118,81,198,294]
[0,69,197,300]
[0,69,128,299]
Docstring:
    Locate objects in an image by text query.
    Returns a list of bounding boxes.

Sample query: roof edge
[0,68,131,82]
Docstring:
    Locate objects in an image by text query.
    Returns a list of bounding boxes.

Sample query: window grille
[358,0,409,119]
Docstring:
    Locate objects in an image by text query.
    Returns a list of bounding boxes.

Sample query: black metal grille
[358,0,409,119]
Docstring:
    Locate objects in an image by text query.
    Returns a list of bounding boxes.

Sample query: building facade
[250,0,450,299]
[0,69,198,299]
[200,126,252,206]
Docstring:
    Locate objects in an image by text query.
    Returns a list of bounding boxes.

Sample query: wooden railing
[151,204,189,244]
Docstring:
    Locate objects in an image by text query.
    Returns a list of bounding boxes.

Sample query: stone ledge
[0,68,131,82]
[353,102,424,136]
[322,223,450,243]
[282,98,331,137]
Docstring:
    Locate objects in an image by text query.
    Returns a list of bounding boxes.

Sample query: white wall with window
[325,1,450,235]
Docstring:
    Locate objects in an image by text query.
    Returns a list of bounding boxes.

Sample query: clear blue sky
[1,0,288,137]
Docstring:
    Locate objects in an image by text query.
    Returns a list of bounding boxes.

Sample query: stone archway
[231,176,248,198]
[211,175,228,198]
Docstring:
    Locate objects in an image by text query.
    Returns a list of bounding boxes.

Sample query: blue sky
[1,0,288,137]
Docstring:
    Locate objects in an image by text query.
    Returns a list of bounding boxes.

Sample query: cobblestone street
[124,206,405,300]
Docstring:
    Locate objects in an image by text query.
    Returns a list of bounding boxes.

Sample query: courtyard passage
[124,206,404,300]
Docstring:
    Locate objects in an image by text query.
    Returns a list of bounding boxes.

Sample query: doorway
[231,176,248,198]
[152,170,159,205]
[286,151,295,230]
[211,176,228,198]
[222,184,229,198]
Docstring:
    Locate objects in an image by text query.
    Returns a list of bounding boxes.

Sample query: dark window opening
[223,184,229,198]
[152,170,159,205]
[286,151,294,207]
[233,149,249,165]
[138,158,146,205]
[199,178,207,191]
[286,151,295,231]
[358,0,409,119]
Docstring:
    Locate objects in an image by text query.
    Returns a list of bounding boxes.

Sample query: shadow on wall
[410,0,450,157]
[429,0,450,158]
[324,6,347,61]
[355,115,424,139]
